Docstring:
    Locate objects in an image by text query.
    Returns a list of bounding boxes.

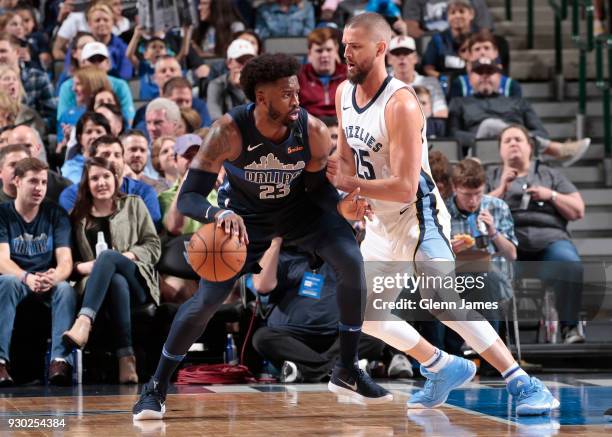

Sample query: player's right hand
[215,210,249,246]
[338,188,371,221]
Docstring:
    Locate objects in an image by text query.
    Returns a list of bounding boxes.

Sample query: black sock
[153,345,184,391]
[338,324,362,369]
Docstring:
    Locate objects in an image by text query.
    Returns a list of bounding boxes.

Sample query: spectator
[487,125,586,344]
[59,135,162,229]
[6,125,72,201]
[449,32,519,100]
[0,33,56,130]
[429,150,453,199]
[448,158,517,309]
[131,56,182,127]
[191,0,246,60]
[57,65,112,141]
[166,77,211,128]
[320,116,338,151]
[145,97,181,143]
[151,136,178,189]
[255,0,314,39]
[0,158,77,386]
[126,26,193,100]
[95,103,125,137]
[56,31,96,89]
[0,143,29,203]
[414,86,446,138]
[60,111,111,184]
[57,41,135,128]
[250,238,385,383]
[177,108,202,136]
[387,35,448,117]
[159,133,211,236]
[121,129,166,191]
[206,39,255,121]
[297,27,346,118]
[0,124,11,146]
[0,84,44,134]
[53,0,130,61]
[448,62,591,166]
[14,1,53,71]
[84,3,132,80]
[422,0,476,79]
[0,11,37,67]
[63,156,161,383]
[403,0,493,38]
[90,88,120,110]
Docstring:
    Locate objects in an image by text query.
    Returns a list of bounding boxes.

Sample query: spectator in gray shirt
[487,124,586,344]
[206,39,255,121]
[448,60,591,166]
[403,0,493,38]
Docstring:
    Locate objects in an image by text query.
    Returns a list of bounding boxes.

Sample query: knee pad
[441,320,498,354]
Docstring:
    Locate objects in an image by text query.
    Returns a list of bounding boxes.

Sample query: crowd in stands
[0,0,590,387]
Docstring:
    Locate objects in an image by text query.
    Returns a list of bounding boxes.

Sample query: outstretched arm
[177,115,248,243]
[327,88,423,203]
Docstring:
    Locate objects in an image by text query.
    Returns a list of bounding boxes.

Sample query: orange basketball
[187,223,247,282]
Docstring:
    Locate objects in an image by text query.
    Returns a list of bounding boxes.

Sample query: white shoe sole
[133,404,166,421]
[328,381,394,404]
[406,362,477,409]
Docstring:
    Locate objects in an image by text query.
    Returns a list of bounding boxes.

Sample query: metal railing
[572,0,595,139]
[595,35,612,183]
[549,0,569,99]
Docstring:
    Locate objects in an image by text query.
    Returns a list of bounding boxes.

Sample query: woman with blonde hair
[57,66,112,142]
[0,65,44,133]
[151,136,179,189]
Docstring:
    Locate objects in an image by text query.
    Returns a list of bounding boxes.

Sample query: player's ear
[376,41,387,58]
[255,86,267,106]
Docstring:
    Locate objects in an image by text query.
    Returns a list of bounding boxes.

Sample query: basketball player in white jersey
[327,13,559,416]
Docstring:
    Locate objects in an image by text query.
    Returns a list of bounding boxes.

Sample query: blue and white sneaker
[407,356,476,408]
[507,376,559,416]
[133,379,167,420]
[328,364,393,404]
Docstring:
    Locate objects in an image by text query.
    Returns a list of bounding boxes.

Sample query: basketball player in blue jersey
[327,13,559,416]
[133,53,392,420]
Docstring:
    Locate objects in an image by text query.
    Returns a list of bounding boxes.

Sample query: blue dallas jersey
[218,104,313,220]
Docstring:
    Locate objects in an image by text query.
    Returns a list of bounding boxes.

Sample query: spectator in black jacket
[448,61,590,166]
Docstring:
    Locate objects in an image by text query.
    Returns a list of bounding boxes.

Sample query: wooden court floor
[1,385,610,436]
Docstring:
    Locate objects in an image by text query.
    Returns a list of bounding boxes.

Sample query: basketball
[187,223,247,282]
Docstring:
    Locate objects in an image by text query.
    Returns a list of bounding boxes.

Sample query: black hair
[144,36,166,50]
[76,111,111,144]
[240,53,301,102]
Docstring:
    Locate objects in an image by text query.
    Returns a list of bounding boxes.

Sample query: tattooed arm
[177,115,249,243]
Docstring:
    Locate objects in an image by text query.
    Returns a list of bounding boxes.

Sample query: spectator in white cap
[387,35,448,118]
[57,41,135,128]
[206,38,256,121]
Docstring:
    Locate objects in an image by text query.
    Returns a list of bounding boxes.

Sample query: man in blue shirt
[59,135,161,229]
[0,158,77,386]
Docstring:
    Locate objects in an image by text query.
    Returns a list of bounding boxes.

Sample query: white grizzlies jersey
[341,76,452,261]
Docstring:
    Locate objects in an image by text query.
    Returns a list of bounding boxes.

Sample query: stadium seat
[473,139,502,165]
[429,139,461,162]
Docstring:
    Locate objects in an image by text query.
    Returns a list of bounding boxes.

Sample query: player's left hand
[338,188,371,221]
[326,156,346,190]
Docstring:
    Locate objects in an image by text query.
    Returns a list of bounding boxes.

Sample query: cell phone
[520,183,531,210]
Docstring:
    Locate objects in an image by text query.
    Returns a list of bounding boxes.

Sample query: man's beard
[268,103,298,128]
[347,60,373,85]
[130,162,145,174]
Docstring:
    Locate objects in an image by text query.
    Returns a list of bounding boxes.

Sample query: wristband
[216,210,235,220]
[20,271,29,284]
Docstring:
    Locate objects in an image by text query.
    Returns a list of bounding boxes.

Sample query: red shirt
[297,62,347,118]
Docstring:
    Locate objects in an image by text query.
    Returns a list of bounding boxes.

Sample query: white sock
[52,357,67,363]
[0,358,5,365]
[502,362,528,384]
[422,349,452,373]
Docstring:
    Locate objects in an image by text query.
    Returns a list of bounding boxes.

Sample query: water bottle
[224,334,238,365]
[95,231,108,258]
[467,214,489,249]
[72,348,82,385]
